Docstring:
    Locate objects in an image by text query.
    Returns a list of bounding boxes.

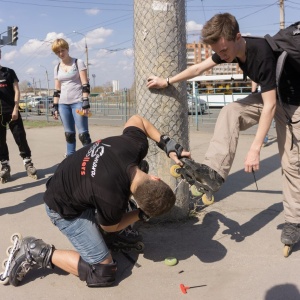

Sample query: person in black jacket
[0,49,37,183]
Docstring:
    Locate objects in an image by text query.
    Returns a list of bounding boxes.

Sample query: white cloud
[2,50,18,62]
[73,28,113,51]
[26,67,35,75]
[186,20,203,32]
[123,48,134,57]
[0,18,4,23]
[19,32,69,57]
[85,8,100,15]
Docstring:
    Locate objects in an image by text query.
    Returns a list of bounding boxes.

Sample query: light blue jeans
[59,102,89,156]
[45,204,110,264]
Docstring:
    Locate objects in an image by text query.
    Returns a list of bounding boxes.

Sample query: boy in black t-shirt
[5,115,190,287]
[0,49,37,182]
[147,13,300,254]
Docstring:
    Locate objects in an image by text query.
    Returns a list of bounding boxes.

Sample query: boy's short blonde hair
[52,38,69,53]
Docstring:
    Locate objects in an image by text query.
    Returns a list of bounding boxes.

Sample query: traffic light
[7,26,18,46]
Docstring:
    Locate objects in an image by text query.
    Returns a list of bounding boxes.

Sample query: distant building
[186,41,243,75]
[112,80,120,92]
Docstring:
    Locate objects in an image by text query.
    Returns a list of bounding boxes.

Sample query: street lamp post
[92,74,96,91]
[40,65,50,122]
[73,30,89,78]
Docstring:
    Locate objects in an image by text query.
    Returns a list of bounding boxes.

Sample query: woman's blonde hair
[52,38,69,53]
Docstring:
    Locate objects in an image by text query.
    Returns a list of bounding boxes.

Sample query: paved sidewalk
[1,122,299,300]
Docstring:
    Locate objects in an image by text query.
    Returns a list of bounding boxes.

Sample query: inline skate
[23,157,38,180]
[0,160,11,183]
[281,222,300,257]
[0,234,54,286]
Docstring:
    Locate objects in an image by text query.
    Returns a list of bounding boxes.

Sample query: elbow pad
[82,83,90,94]
[53,89,61,98]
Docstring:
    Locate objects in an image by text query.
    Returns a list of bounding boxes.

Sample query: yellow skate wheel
[283,245,291,257]
[164,257,178,266]
[190,185,204,197]
[0,272,9,285]
[170,165,181,178]
[202,194,214,206]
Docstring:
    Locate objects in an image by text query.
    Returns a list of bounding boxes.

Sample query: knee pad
[78,257,117,287]
[65,132,76,144]
[79,132,91,146]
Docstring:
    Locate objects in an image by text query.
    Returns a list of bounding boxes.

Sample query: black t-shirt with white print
[44,126,148,226]
[0,67,18,114]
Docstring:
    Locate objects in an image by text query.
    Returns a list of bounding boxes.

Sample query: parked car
[19,99,32,112]
[28,96,43,107]
[187,95,208,114]
[36,97,54,115]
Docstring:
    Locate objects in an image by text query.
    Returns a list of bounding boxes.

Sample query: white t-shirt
[54,58,87,104]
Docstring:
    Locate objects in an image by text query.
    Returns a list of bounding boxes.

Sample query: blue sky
[0,0,299,90]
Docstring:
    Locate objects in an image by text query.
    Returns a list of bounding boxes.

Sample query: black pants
[0,112,31,161]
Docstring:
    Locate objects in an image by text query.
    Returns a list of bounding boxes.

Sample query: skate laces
[119,227,139,237]
[283,223,299,237]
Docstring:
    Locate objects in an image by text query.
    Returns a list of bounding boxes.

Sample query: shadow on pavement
[216,153,281,201]
[0,164,58,194]
[265,283,300,300]
[0,192,44,217]
[141,201,282,264]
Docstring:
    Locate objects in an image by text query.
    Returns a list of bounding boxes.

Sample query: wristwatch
[138,208,150,222]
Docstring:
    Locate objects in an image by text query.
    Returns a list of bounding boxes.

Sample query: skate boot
[181,158,224,193]
[281,222,300,257]
[0,160,11,183]
[0,235,54,286]
[109,227,144,253]
[23,157,37,180]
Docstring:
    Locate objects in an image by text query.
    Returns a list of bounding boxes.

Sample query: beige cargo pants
[203,93,300,223]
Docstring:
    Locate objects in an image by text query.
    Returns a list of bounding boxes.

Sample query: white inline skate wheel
[6,246,13,257]
[1,259,8,270]
[10,233,22,244]
[0,273,9,285]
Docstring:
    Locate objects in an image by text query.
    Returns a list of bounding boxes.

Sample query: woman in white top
[51,38,91,157]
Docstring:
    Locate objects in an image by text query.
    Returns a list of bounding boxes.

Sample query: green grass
[23,119,62,129]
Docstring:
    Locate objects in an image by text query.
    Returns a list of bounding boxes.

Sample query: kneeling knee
[78,257,117,287]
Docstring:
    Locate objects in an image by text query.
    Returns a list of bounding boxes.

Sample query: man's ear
[235,32,242,41]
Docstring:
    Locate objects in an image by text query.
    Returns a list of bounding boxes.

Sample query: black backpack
[264,22,300,148]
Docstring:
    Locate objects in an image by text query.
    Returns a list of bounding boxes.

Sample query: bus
[187,74,252,107]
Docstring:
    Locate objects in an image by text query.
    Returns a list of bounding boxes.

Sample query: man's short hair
[52,38,69,53]
[201,13,240,45]
[133,179,176,217]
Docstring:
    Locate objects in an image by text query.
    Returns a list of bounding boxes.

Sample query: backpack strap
[264,34,281,52]
[276,51,300,150]
[56,59,78,75]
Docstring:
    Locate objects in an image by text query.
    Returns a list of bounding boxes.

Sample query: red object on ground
[180,283,189,294]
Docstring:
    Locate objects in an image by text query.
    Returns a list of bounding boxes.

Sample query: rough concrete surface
[1,121,299,300]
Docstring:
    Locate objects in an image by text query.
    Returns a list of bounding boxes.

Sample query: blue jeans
[59,102,90,156]
[45,205,110,264]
